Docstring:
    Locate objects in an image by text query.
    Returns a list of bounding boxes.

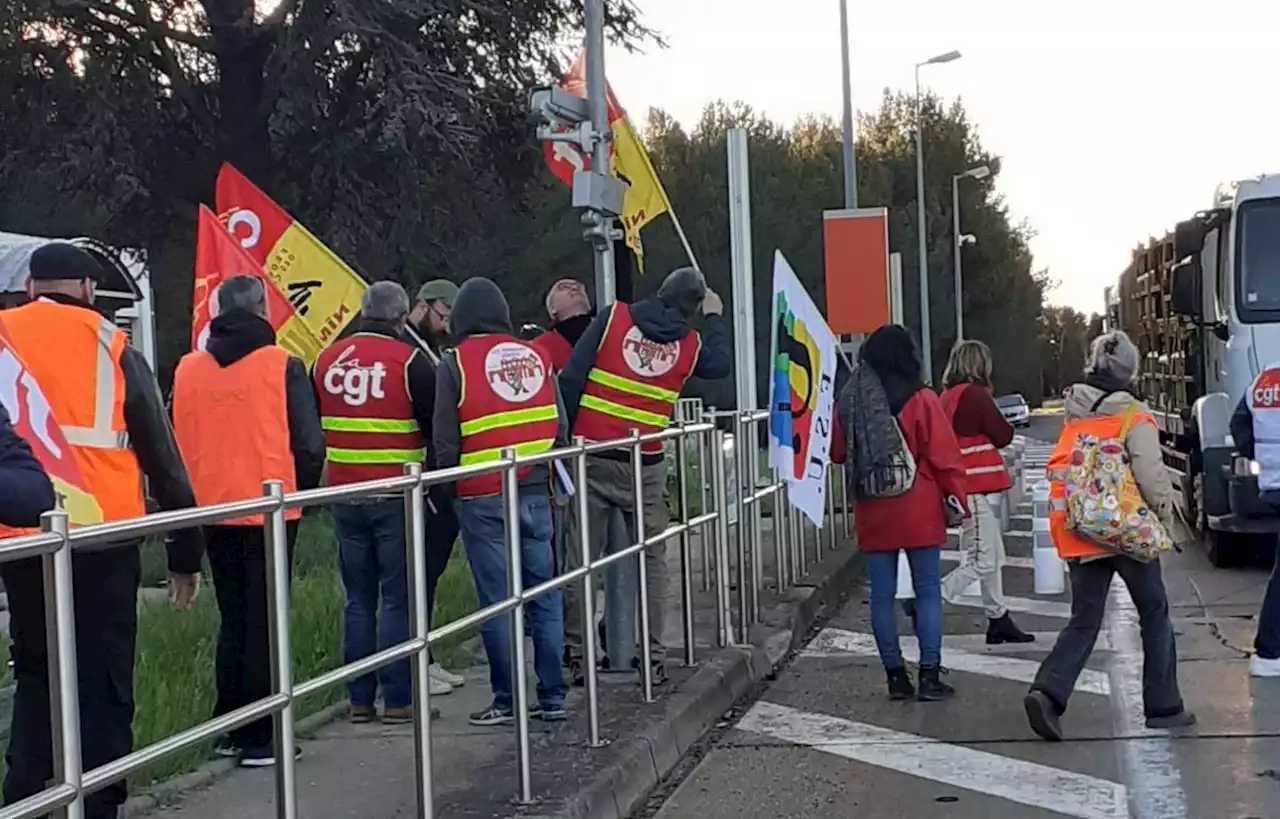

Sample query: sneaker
[531,703,567,722]
[469,705,514,726]
[885,667,915,701]
[428,675,453,696]
[212,736,241,759]
[383,706,439,725]
[349,705,375,724]
[916,666,955,702]
[430,662,466,688]
[1251,654,1280,678]
[1145,710,1196,730]
[1024,690,1064,742]
[239,745,302,768]
[986,613,1036,645]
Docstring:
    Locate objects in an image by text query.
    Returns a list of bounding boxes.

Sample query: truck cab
[1166,174,1280,564]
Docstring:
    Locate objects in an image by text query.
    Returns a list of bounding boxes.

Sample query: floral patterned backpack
[1061,401,1174,562]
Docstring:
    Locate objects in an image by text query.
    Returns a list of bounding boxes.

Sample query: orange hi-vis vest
[455,334,560,499]
[172,346,299,526]
[1045,404,1158,560]
[0,299,144,536]
[938,384,1012,496]
[571,303,701,455]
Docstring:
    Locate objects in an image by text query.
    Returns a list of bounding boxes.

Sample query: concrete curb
[541,540,864,819]
[121,699,351,817]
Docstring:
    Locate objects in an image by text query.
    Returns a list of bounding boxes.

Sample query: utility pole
[838,0,857,209]
[583,0,618,306]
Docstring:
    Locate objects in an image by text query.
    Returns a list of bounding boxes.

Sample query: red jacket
[833,388,969,552]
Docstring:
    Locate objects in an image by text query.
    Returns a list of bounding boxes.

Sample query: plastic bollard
[894,549,915,600]
[1031,480,1065,594]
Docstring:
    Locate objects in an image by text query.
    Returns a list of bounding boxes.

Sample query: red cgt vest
[314,333,425,487]
[531,330,574,373]
[455,335,560,499]
[572,303,700,455]
[939,384,1012,496]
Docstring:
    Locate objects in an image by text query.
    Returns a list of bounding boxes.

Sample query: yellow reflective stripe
[322,417,420,433]
[65,316,128,451]
[326,447,426,464]
[587,368,679,403]
[459,405,560,436]
[459,438,556,465]
[580,394,670,429]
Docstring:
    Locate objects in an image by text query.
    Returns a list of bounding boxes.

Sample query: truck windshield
[1236,197,1280,322]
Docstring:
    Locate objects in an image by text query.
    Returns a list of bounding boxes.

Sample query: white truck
[1109,174,1280,566]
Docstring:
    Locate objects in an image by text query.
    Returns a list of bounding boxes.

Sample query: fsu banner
[216,164,366,354]
[0,322,103,526]
[542,53,672,271]
[191,206,315,360]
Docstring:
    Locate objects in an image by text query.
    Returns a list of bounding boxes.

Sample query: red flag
[192,205,297,352]
[542,53,626,186]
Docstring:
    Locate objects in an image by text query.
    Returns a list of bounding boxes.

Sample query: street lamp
[838,0,857,208]
[951,164,990,341]
[914,49,962,382]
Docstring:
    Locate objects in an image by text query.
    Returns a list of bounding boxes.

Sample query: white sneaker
[430,662,466,688]
[429,674,453,696]
[1250,655,1280,677]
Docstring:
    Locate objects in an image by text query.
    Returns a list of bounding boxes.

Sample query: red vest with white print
[939,384,1011,495]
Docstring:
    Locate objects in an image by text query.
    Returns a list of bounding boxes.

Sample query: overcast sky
[600,0,1279,315]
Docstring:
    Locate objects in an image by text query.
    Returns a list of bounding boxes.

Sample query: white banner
[767,251,839,526]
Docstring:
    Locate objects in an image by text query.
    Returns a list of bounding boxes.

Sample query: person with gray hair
[1024,328,1194,741]
[172,273,325,767]
[313,278,458,723]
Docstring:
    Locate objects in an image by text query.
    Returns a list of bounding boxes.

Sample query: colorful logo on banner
[0,323,103,526]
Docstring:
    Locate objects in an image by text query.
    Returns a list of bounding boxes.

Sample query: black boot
[886,667,915,701]
[986,613,1036,645]
[917,666,955,701]
[1024,690,1064,741]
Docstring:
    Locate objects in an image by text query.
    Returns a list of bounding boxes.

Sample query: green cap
[416,279,458,308]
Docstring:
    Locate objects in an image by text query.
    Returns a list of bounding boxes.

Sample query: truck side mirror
[1175,219,1206,260]
[1170,257,1202,318]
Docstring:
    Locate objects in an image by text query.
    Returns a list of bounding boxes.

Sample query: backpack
[866,418,918,499]
[1060,400,1174,562]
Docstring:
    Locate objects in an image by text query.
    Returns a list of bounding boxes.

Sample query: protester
[406,279,456,365]
[172,275,325,766]
[937,340,1034,644]
[0,405,55,523]
[832,324,967,702]
[433,277,568,725]
[314,282,445,723]
[1025,330,1195,740]
[558,267,731,685]
[1230,366,1280,677]
[531,278,593,371]
[0,242,204,819]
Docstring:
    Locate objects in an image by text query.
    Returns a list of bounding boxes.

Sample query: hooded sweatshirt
[432,277,569,494]
[1063,380,1175,528]
[205,310,326,492]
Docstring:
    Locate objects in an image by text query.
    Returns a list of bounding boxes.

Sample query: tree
[1040,306,1091,397]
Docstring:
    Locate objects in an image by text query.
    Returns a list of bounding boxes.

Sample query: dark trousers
[1033,556,1184,717]
[1256,547,1280,659]
[207,522,298,750]
[424,501,458,663]
[2,546,141,819]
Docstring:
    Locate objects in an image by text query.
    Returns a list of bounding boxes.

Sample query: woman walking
[834,325,969,701]
[938,340,1034,644]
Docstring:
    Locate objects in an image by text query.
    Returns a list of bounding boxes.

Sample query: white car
[997,393,1031,427]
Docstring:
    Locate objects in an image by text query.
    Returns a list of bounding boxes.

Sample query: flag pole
[620,111,700,273]
[667,205,701,272]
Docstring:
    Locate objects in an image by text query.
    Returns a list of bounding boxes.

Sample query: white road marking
[800,628,1110,695]
[952,594,1073,619]
[1106,582,1187,818]
[739,701,1129,819]
[936,630,1114,654]
[941,549,1035,569]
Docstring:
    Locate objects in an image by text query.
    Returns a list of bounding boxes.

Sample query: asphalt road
[640,415,1280,819]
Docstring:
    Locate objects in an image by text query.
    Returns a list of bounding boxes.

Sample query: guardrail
[0,406,843,819]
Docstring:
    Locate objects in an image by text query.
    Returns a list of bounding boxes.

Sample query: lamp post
[951,164,990,342]
[914,49,961,382]
[839,0,857,208]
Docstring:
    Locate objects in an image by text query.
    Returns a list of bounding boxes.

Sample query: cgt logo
[622,327,680,377]
[484,342,547,403]
[323,345,388,407]
[1254,370,1280,409]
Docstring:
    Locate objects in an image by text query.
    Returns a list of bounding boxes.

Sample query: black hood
[359,317,402,339]
[553,312,594,346]
[206,310,275,367]
[450,277,512,340]
[628,296,691,344]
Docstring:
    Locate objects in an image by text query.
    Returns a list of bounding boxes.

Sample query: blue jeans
[865,547,943,669]
[458,491,566,712]
[332,501,411,709]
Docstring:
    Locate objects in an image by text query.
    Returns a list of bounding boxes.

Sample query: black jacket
[0,404,56,527]
[204,310,326,494]
[434,278,569,493]
[559,295,731,462]
[40,293,205,573]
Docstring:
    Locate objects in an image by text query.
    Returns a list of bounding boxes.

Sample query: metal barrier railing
[0,408,855,819]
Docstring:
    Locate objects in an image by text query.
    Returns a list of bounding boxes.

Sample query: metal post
[262,481,298,819]
[823,468,837,555]
[771,476,787,591]
[731,416,749,638]
[584,0,617,306]
[838,0,857,209]
[42,511,82,819]
[501,450,533,802]
[727,130,758,420]
[403,463,434,819]
[675,426,697,668]
[745,417,762,622]
[630,430,655,701]
[839,462,850,539]
[574,439,605,747]
[699,410,714,592]
[710,428,732,646]
[791,487,806,579]
[952,175,963,342]
[914,65,932,383]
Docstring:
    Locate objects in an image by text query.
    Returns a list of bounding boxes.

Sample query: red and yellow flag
[542,54,672,270]
[215,164,366,359]
[0,322,103,526]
